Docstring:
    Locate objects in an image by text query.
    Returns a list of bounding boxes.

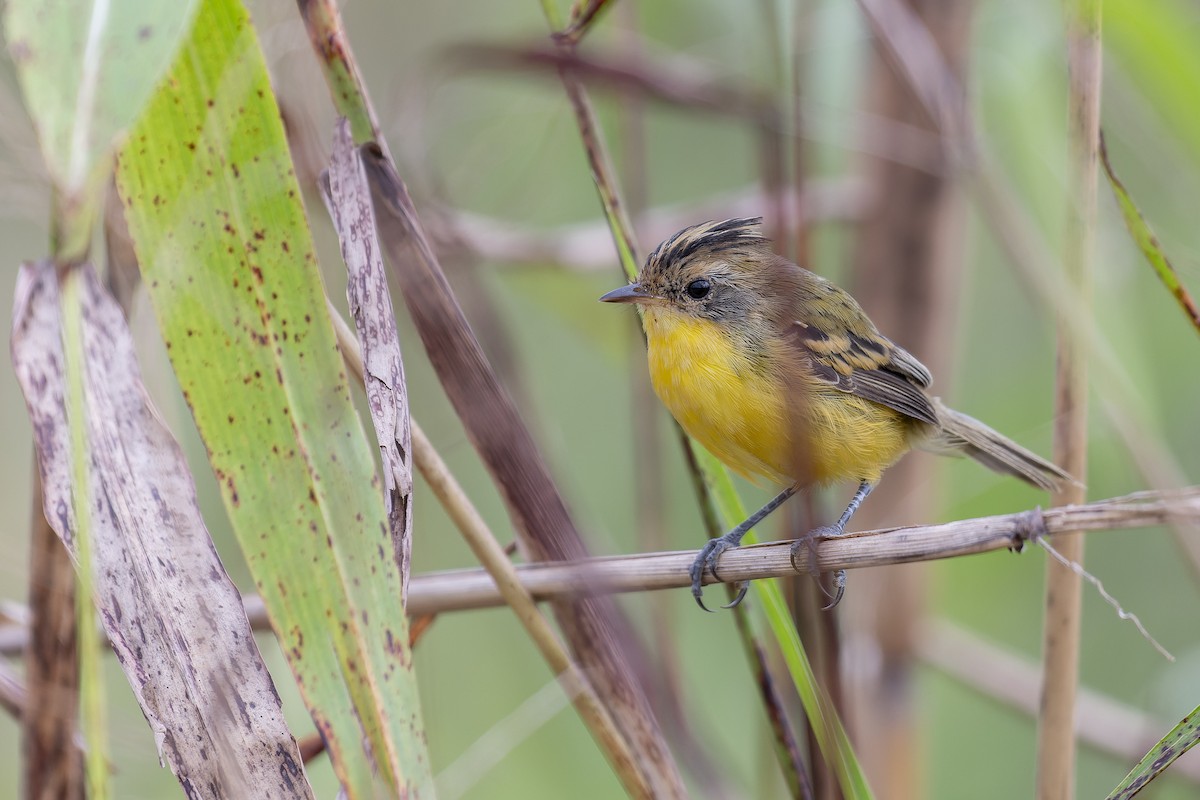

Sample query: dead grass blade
[319,119,414,598]
[11,261,313,799]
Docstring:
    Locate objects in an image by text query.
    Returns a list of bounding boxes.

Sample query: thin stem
[1037,1,1101,796]
[22,464,83,799]
[296,0,386,152]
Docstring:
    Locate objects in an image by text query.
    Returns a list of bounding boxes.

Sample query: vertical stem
[23,467,83,800]
[1037,0,1100,796]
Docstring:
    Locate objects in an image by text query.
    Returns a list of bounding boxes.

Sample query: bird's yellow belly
[643,309,912,485]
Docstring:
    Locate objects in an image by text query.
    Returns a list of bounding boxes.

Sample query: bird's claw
[788,525,847,611]
[691,536,741,612]
[820,570,846,610]
[722,581,750,609]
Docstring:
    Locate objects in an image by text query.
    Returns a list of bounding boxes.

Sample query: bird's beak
[599,283,654,304]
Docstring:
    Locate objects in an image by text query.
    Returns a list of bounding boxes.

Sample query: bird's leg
[790,480,875,610]
[690,485,798,612]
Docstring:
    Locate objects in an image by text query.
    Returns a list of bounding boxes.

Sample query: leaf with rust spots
[1107,705,1200,799]
[11,261,312,799]
[113,0,431,796]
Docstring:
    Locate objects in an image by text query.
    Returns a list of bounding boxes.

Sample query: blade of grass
[678,433,812,800]
[114,0,431,794]
[60,267,109,799]
[1098,131,1200,335]
[696,449,874,799]
[1106,705,1200,799]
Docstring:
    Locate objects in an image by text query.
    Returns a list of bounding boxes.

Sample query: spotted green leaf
[113,0,432,795]
[1107,704,1200,799]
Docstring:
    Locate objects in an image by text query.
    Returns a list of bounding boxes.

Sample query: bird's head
[600,218,795,329]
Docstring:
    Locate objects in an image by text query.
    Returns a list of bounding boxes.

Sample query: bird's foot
[789,524,849,610]
[690,534,749,612]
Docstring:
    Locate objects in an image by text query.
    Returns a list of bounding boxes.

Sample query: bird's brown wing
[789,311,939,427]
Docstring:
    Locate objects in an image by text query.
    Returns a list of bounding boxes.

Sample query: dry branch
[451,42,776,125]
[2,485,1192,661]
[397,487,1193,613]
[846,1,975,794]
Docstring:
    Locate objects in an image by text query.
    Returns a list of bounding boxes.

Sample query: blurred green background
[2,0,1199,797]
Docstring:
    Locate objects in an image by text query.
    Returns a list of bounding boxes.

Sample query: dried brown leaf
[319,119,414,597]
[11,262,312,800]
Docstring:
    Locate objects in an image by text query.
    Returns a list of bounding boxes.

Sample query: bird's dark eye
[685,279,711,300]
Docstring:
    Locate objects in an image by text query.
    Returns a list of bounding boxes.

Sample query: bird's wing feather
[789,306,939,427]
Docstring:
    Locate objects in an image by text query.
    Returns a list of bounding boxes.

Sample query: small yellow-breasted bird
[601,217,1074,610]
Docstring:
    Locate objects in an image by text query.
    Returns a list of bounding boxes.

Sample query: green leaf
[1099,133,1200,336]
[1107,705,1200,799]
[59,269,110,799]
[113,0,432,796]
[4,0,198,256]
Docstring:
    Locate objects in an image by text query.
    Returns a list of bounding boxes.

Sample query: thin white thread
[1038,537,1174,662]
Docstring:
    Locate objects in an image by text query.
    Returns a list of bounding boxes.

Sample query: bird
[600,217,1074,611]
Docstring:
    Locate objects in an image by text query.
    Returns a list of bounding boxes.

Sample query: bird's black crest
[647,217,767,272]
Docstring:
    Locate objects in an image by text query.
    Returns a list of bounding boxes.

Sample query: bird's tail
[921,399,1078,493]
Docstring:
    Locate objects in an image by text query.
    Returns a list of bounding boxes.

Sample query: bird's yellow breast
[642,307,913,486]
